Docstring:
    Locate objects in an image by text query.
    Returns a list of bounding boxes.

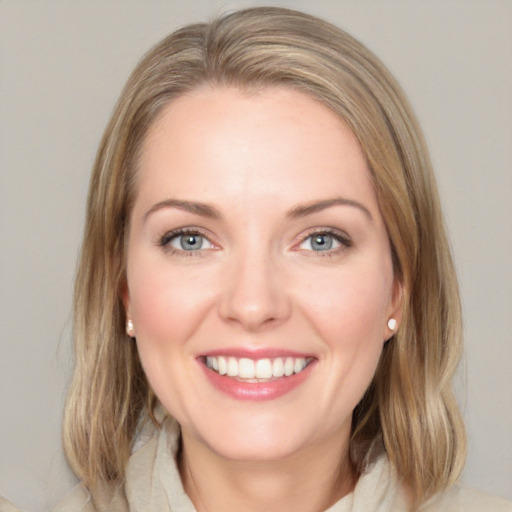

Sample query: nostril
[217,259,292,330]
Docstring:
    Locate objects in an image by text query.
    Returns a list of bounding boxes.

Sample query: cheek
[298,261,392,386]
[127,256,217,355]
[127,258,218,414]
[302,265,391,343]
[300,269,390,417]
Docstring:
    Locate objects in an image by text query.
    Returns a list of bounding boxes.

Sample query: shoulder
[421,484,512,512]
[51,482,131,512]
[0,489,95,512]
[49,418,165,512]
[0,495,22,512]
[0,490,96,512]
[51,485,97,512]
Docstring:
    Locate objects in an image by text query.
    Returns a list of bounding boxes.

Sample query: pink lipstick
[198,350,316,401]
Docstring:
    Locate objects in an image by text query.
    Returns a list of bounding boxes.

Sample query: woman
[50,6,510,512]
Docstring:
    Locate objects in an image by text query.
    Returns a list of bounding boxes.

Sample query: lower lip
[199,360,315,401]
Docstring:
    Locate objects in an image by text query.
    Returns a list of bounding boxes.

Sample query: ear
[384,277,404,342]
[119,278,135,337]
[119,277,132,320]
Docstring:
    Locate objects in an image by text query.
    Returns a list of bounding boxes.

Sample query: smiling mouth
[203,355,313,381]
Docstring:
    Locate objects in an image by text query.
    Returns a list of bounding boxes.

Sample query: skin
[123,86,402,512]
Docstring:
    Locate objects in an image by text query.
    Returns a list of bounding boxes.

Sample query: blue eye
[299,231,349,252]
[312,234,335,251]
[164,231,213,252]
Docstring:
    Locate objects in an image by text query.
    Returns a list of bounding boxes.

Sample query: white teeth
[255,359,273,379]
[284,357,294,376]
[238,358,255,379]
[272,358,285,377]
[218,356,227,375]
[227,357,238,377]
[294,358,307,373]
[205,356,310,379]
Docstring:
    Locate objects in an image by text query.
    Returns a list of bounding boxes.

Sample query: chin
[180,410,325,463]
[208,433,307,462]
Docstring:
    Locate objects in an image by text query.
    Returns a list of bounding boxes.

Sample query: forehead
[135,85,377,215]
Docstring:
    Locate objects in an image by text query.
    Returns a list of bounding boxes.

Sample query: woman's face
[124,86,401,462]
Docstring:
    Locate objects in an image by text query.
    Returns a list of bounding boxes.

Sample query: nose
[218,250,292,331]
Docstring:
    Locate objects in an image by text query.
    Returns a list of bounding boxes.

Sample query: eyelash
[158,228,214,258]
[296,228,352,257]
[157,227,352,257]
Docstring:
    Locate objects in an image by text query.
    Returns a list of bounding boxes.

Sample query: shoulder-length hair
[64,6,465,509]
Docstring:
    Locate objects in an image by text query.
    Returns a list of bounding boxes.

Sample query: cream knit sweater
[34,418,511,512]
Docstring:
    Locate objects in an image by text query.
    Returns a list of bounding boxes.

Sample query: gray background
[1,1,511,510]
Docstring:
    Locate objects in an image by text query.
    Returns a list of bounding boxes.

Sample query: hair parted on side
[64,6,465,509]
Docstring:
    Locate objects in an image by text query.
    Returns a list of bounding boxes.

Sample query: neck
[179,430,356,512]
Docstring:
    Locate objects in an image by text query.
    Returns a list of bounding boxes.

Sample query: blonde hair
[64,6,465,508]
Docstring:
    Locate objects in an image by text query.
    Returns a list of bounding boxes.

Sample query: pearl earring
[387,318,397,331]
[126,319,135,337]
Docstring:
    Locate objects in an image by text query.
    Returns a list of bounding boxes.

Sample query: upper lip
[199,347,315,359]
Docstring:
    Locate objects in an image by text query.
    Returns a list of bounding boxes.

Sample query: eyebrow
[144,199,221,221]
[144,196,372,222]
[287,197,373,221]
